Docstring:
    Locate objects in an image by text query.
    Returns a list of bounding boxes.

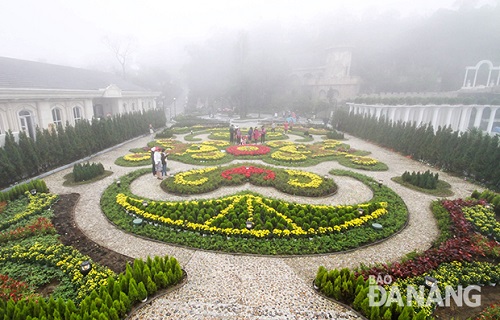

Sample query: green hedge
[0,109,165,189]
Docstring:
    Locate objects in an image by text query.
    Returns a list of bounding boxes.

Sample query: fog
[1,0,499,103]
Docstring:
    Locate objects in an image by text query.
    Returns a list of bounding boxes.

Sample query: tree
[103,35,136,79]
[3,131,25,180]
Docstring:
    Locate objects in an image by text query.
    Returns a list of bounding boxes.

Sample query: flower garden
[100,167,408,255]
[115,128,389,170]
[314,196,500,319]
[2,121,499,319]
[0,183,185,319]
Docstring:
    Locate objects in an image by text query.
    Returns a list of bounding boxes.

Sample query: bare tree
[103,35,136,79]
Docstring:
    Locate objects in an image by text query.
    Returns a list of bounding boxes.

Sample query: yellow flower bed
[156,139,178,149]
[0,192,58,229]
[174,167,217,186]
[271,150,307,161]
[0,242,114,301]
[123,152,150,162]
[237,145,259,151]
[115,193,389,238]
[185,145,219,153]
[191,151,226,160]
[321,140,342,149]
[211,132,229,139]
[285,170,323,188]
[265,132,285,138]
[279,144,311,154]
[266,140,293,148]
[203,140,230,147]
[350,156,378,166]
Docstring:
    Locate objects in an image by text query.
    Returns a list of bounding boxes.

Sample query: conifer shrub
[137,282,148,301]
[471,189,500,215]
[155,128,174,138]
[401,170,438,189]
[73,162,105,182]
[326,130,345,140]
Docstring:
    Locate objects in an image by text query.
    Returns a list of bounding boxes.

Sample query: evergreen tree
[3,131,25,180]
[0,148,16,187]
[18,131,41,176]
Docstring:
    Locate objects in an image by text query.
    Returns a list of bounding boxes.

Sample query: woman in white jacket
[153,148,163,180]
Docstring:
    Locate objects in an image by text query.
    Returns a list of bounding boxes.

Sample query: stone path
[42,131,480,319]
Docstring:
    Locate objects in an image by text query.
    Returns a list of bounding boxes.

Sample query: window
[73,106,82,123]
[19,110,34,138]
[52,108,62,126]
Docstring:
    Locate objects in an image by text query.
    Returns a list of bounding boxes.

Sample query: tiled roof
[0,56,147,91]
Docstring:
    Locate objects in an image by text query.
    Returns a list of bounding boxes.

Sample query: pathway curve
[42,132,480,319]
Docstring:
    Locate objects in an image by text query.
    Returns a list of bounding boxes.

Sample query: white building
[0,57,159,142]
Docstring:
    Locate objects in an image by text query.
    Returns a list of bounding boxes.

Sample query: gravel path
[42,131,481,319]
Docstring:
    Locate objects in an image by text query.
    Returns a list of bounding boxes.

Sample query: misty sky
[0,0,497,70]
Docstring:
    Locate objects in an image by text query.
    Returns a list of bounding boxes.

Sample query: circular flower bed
[350,156,378,166]
[226,144,271,156]
[123,152,150,162]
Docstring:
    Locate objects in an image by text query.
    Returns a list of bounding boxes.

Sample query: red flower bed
[0,217,55,243]
[0,274,33,302]
[358,199,486,281]
[221,166,275,180]
[226,144,271,156]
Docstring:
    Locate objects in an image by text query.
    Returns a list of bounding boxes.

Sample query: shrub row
[0,179,48,202]
[0,109,165,189]
[0,255,183,319]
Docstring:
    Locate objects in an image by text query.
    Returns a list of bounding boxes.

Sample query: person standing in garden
[248,127,253,142]
[235,127,242,144]
[154,148,163,180]
[260,125,266,144]
[229,124,235,144]
[284,121,289,134]
[150,146,156,176]
[253,127,260,144]
[271,122,276,132]
[149,123,154,140]
[161,148,168,177]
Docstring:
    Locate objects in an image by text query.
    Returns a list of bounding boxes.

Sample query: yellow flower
[285,170,322,188]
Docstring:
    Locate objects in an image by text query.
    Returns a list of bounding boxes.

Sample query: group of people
[229,124,267,145]
[150,147,168,180]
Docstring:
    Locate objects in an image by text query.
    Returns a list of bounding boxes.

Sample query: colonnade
[347,103,500,134]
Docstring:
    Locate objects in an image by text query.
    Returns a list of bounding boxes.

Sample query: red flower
[221,166,275,180]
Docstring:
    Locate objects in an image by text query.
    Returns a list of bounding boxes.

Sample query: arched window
[52,107,62,126]
[19,110,35,138]
[73,106,82,123]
